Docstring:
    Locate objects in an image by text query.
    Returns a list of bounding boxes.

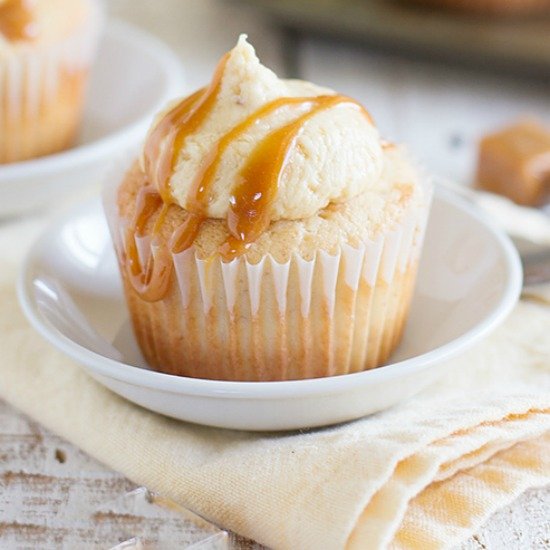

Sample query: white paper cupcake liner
[0,0,103,162]
[104,157,432,381]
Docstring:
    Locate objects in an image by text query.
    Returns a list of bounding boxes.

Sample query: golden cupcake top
[120,145,421,265]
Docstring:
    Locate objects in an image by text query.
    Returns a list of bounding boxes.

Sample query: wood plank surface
[0,400,231,549]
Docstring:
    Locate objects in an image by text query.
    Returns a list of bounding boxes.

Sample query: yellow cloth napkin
[0,217,549,550]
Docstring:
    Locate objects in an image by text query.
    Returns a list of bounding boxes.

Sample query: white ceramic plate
[0,21,184,218]
[18,190,522,431]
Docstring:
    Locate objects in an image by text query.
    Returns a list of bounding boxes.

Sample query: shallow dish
[18,189,522,431]
[0,21,184,218]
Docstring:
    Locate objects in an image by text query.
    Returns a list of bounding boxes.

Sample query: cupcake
[400,0,550,15]
[105,36,432,382]
[0,0,102,163]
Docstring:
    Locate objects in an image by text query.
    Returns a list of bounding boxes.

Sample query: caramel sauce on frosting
[123,48,372,301]
[0,0,37,41]
[220,95,366,259]
[143,52,230,203]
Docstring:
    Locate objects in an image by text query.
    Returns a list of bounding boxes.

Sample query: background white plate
[0,21,184,218]
[18,190,522,431]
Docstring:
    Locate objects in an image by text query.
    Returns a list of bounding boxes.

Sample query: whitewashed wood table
[1,0,549,547]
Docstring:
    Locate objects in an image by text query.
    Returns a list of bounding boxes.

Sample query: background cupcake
[0,0,102,164]
[106,37,432,382]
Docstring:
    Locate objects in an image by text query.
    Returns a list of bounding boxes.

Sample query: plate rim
[17,188,522,400]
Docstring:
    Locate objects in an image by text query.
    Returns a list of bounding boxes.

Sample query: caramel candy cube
[476,121,550,206]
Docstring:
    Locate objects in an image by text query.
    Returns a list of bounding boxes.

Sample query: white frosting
[146,35,385,221]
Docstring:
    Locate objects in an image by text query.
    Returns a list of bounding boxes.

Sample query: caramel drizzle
[143,53,230,202]
[0,0,37,42]
[124,54,371,302]
[123,54,229,300]
[124,183,172,302]
[223,95,365,259]
[173,95,362,256]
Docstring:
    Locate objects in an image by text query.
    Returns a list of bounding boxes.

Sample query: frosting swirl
[143,35,384,222]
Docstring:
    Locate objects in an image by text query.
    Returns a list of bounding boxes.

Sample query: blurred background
[110,0,550,186]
